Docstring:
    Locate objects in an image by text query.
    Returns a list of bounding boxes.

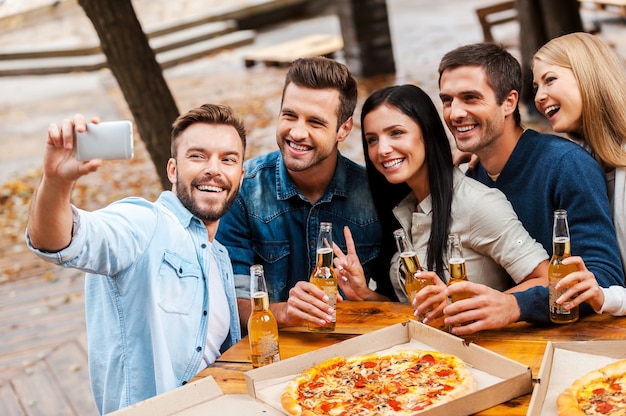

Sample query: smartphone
[75,120,134,161]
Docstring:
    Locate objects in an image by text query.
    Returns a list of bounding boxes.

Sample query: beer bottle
[447,234,471,303]
[308,222,338,332]
[248,264,280,367]
[393,228,433,320]
[549,209,579,324]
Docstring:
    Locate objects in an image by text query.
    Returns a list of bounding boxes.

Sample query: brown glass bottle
[447,234,471,303]
[308,222,338,332]
[549,210,579,324]
[393,229,433,321]
[248,264,280,367]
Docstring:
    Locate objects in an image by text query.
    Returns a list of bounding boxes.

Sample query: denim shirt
[216,150,382,301]
[26,191,241,414]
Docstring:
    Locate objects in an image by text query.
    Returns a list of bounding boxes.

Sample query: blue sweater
[468,129,624,323]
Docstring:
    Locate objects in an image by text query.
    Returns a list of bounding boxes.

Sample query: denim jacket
[26,191,241,414]
[216,150,382,301]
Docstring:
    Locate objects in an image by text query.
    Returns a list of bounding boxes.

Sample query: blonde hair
[533,32,626,169]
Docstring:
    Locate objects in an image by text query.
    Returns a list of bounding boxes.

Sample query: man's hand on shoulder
[452,150,479,171]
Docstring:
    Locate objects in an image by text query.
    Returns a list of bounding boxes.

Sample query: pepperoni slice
[419,354,435,364]
[595,402,614,413]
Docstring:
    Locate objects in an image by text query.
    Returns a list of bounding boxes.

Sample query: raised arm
[333,226,390,301]
[27,115,102,251]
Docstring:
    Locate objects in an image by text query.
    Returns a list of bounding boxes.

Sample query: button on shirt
[26,191,241,414]
[216,150,382,301]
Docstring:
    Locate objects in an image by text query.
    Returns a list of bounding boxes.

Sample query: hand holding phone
[75,120,134,161]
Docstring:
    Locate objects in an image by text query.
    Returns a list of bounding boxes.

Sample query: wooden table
[195,301,626,415]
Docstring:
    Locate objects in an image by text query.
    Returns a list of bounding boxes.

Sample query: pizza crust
[557,359,626,416]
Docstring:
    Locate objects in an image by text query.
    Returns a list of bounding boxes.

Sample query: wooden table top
[195,300,626,415]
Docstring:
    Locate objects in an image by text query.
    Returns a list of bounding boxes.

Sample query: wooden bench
[243,34,343,67]
[0,20,255,76]
[475,1,517,43]
[579,0,626,17]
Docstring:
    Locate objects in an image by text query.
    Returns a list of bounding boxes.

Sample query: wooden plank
[10,361,75,416]
[475,1,517,43]
[0,380,25,416]
[1,316,87,359]
[0,0,308,63]
[0,20,236,61]
[150,20,238,54]
[580,0,626,7]
[45,339,96,415]
[158,30,255,70]
[579,0,626,16]
[0,272,83,308]
[0,266,87,376]
[244,34,343,67]
[0,30,256,76]
[192,362,249,394]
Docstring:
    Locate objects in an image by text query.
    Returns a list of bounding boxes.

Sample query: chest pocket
[253,241,290,301]
[157,250,202,315]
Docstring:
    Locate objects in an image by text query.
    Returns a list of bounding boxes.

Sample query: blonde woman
[533,32,626,314]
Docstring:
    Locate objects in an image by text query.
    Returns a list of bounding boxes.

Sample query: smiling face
[533,59,583,135]
[167,122,244,226]
[439,66,512,156]
[363,104,428,196]
[276,83,351,174]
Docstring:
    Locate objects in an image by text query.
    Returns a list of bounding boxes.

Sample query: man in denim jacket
[217,57,385,330]
[26,104,244,414]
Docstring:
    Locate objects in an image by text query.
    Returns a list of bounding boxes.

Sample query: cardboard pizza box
[244,320,533,416]
[527,340,626,416]
[109,376,283,416]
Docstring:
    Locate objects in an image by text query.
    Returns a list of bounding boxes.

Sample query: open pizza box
[109,375,283,416]
[527,340,626,416]
[245,320,533,415]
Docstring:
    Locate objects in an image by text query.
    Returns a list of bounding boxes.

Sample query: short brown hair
[438,43,522,126]
[281,57,357,129]
[170,104,246,158]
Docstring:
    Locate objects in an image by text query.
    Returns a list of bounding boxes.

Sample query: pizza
[558,359,626,415]
[280,349,476,415]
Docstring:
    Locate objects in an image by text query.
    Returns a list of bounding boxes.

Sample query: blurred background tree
[515,0,583,115]
[78,0,179,190]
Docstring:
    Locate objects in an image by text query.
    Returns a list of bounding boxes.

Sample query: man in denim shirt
[26,105,244,414]
[217,57,384,330]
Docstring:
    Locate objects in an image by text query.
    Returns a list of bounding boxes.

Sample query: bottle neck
[251,292,269,311]
[552,238,571,259]
[315,247,333,268]
[448,258,467,281]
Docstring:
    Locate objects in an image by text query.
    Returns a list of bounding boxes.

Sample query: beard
[176,174,239,223]
[278,138,336,173]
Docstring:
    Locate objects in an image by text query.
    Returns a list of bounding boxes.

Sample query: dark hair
[170,104,246,158]
[361,84,453,278]
[438,43,522,126]
[282,57,357,129]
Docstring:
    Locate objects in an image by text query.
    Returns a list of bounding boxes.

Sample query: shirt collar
[274,153,349,201]
[393,168,464,221]
[157,191,196,228]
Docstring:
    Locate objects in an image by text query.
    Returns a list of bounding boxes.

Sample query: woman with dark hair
[335,84,550,334]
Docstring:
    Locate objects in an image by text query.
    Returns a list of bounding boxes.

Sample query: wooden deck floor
[0,265,96,415]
